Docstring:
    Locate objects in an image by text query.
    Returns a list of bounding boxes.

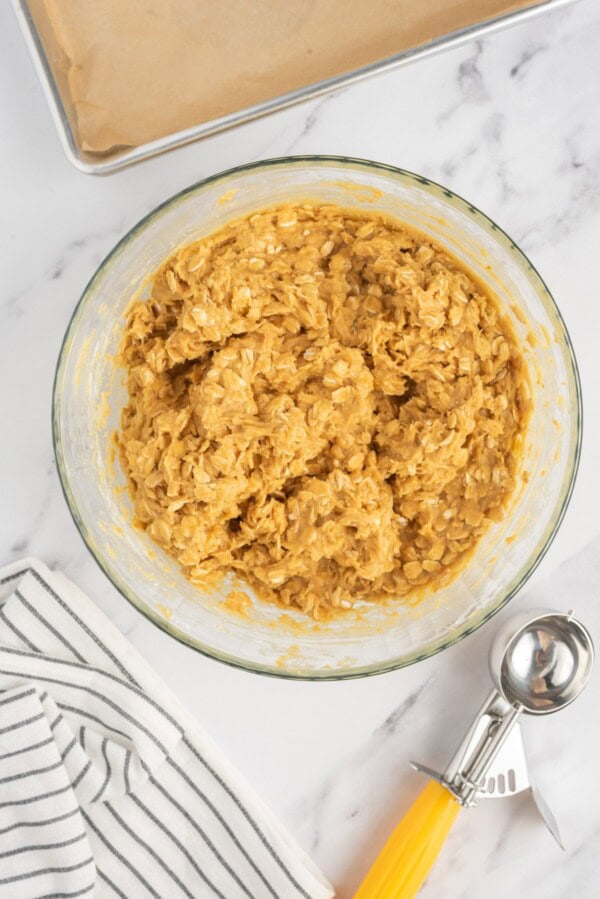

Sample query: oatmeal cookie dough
[117,204,529,618]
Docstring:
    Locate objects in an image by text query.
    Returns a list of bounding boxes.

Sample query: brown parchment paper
[28,0,540,155]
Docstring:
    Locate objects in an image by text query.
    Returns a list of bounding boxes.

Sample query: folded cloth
[0,559,334,899]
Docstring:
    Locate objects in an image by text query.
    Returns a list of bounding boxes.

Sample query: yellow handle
[354,780,460,899]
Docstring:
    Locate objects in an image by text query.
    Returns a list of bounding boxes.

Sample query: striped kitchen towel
[0,559,334,899]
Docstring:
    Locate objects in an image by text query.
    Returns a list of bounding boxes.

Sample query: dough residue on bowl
[117,203,529,619]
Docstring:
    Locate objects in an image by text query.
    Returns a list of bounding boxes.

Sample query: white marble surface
[1,1,599,895]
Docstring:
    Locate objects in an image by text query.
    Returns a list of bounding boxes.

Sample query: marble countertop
[2,1,599,895]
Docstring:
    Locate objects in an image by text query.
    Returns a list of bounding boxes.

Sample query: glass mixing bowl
[53,157,581,679]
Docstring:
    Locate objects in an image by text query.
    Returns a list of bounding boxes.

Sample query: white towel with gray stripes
[0,559,334,899]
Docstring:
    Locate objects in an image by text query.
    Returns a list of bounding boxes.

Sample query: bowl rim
[52,154,583,680]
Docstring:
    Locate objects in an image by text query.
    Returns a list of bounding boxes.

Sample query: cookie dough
[117,204,529,618]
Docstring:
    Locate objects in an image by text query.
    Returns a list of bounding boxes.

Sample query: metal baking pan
[12,0,577,175]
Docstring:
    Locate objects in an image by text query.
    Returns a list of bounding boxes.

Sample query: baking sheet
[13,0,577,173]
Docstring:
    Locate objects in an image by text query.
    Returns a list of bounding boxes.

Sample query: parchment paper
[27,0,540,155]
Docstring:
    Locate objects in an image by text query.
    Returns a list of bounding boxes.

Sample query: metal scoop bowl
[490,609,594,715]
